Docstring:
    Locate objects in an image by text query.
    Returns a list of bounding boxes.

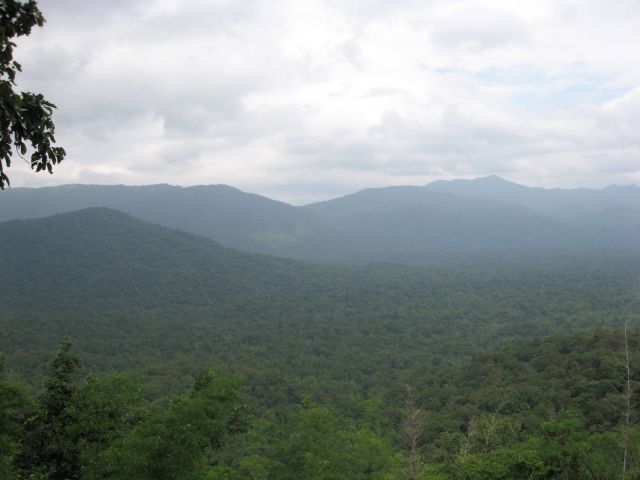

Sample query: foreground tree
[403,386,424,480]
[12,341,246,480]
[66,374,147,475]
[621,318,635,480]
[0,0,65,189]
[15,338,81,479]
[0,358,28,480]
[87,369,247,480]
[270,401,399,480]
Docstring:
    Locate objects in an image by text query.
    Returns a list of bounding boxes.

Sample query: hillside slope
[0,206,320,311]
[1,208,639,403]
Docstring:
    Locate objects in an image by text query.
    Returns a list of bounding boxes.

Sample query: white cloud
[9,0,640,203]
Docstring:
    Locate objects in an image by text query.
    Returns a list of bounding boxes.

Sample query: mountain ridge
[1,176,638,261]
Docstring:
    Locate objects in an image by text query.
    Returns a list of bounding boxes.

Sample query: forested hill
[1,208,639,396]
[0,207,343,312]
[1,178,638,261]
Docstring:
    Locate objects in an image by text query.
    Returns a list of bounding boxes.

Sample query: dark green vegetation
[4,330,640,478]
[1,206,640,478]
[0,0,65,189]
[2,342,246,479]
[1,176,639,259]
[216,330,640,479]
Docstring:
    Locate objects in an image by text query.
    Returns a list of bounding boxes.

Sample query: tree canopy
[0,0,65,189]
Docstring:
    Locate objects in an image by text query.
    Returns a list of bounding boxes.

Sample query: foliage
[0,0,65,189]
[66,374,147,474]
[15,338,82,479]
[85,370,246,480]
[211,401,401,480]
[10,343,246,480]
[4,316,640,478]
[0,357,29,480]
[204,330,640,480]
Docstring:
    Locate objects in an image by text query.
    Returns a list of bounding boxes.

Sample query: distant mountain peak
[475,174,512,183]
[426,174,525,191]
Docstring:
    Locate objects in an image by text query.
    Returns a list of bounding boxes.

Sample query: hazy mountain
[426,175,640,227]
[0,184,343,258]
[1,177,637,261]
[301,186,584,259]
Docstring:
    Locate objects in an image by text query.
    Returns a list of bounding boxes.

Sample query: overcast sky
[10,0,640,204]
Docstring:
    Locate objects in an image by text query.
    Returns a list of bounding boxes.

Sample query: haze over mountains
[1,176,638,261]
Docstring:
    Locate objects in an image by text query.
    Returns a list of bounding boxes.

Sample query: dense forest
[4,330,640,478]
[1,207,640,478]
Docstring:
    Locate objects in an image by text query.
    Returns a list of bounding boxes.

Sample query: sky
[9,0,640,204]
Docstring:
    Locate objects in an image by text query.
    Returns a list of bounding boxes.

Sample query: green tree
[88,370,247,480]
[0,357,29,480]
[0,0,65,189]
[274,401,400,480]
[456,438,549,480]
[66,374,147,474]
[15,338,81,479]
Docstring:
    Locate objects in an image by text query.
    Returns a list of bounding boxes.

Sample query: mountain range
[1,176,638,260]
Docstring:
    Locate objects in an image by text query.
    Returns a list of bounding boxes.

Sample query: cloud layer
[10,0,640,203]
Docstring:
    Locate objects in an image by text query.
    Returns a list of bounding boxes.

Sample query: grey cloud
[431,7,531,52]
[327,0,447,23]
[587,150,640,175]
[74,168,139,185]
[285,134,377,170]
